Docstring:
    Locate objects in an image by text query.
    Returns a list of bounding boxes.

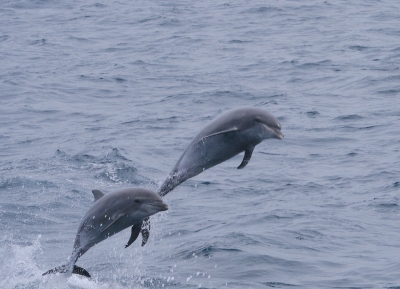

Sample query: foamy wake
[0,235,140,289]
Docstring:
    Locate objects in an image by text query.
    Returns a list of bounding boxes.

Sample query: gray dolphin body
[158,107,283,196]
[43,188,168,278]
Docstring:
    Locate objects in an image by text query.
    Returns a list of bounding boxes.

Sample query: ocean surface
[1,0,400,288]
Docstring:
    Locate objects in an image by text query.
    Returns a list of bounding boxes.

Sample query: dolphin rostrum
[43,188,168,278]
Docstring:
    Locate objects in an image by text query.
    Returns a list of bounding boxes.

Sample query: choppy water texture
[1,0,400,288]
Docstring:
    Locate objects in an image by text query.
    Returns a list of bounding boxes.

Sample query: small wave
[103,148,130,163]
[93,3,108,8]
[224,232,261,246]
[60,152,98,164]
[0,35,9,42]
[334,114,364,121]
[296,60,331,69]
[229,39,250,44]
[349,45,370,51]
[53,148,153,187]
[159,18,181,27]
[377,88,400,95]
[55,148,129,164]
[96,163,139,184]
[114,77,127,83]
[264,281,299,287]
[0,176,58,190]
[244,6,283,14]
[377,203,398,208]
[135,15,162,24]
[305,110,320,118]
[174,243,242,260]
[29,38,47,46]
[67,36,96,43]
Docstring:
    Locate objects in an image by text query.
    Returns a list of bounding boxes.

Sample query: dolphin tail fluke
[73,265,91,278]
[42,264,91,278]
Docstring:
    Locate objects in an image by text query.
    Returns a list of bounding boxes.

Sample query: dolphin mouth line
[275,129,284,139]
[263,124,284,140]
[147,201,169,211]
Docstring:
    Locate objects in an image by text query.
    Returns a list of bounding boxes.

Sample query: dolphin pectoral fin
[141,217,151,246]
[237,145,255,169]
[125,223,142,248]
[92,190,105,202]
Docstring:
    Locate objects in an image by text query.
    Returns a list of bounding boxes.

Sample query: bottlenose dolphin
[43,188,168,278]
[140,107,283,240]
[158,107,283,196]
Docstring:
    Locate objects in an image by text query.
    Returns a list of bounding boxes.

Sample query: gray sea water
[1,0,400,288]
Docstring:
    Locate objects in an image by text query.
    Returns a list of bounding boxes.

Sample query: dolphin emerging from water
[43,188,168,278]
[158,107,284,196]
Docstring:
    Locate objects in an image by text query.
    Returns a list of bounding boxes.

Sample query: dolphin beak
[274,129,284,140]
[147,200,169,211]
[160,203,169,211]
[263,124,284,140]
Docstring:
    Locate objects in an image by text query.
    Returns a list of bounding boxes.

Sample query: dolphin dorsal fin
[92,190,105,202]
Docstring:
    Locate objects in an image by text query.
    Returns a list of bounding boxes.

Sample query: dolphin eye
[135,199,140,203]
[255,116,261,122]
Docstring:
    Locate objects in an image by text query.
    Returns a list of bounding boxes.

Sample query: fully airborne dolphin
[157,107,284,196]
[43,188,168,278]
